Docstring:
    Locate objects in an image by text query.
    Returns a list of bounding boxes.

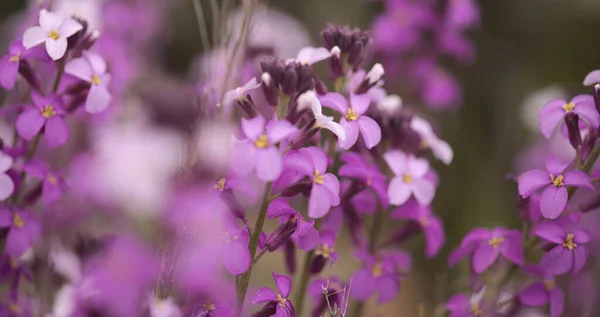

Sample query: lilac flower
[219,223,251,275]
[293,46,331,65]
[283,147,340,218]
[23,160,66,205]
[0,209,42,257]
[446,293,483,317]
[384,150,436,206]
[535,221,589,275]
[297,91,346,141]
[446,0,480,30]
[64,50,112,113]
[520,266,564,317]
[411,116,453,165]
[251,272,295,317]
[351,250,412,304]
[267,198,320,251]
[539,95,600,139]
[16,93,69,148]
[231,115,298,181]
[310,231,338,274]
[518,156,593,219]
[319,92,381,149]
[449,227,524,273]
[223,77,261,106]
[391,200,445,257]
[0,152,15,201]
[23,9,83,60]
[583,69,600,87]
[0,40,48,90]
[338,151,388,208]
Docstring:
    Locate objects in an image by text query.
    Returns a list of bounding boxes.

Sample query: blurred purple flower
[445,0,480,30]
[0,152,15,201]
[23,160,66,205]
[535,221,589,275]
[222,77,261,106]
[410,116,453,165]
[339,152,388,209]
[0,208,42,257]
[16,93,69,148]
[219,222,251,275]
[0,40,49,90]
[539,95,599,139]
[23,9,83,60]
[65,50,112,113]
[520,266,564,317]
[251,272,296,317]
[391,200,445,257]
[267,198,320,251]
[293,46,331,65]
[446,293,482,317]
[350,250,411,304]
[384,150,435,206]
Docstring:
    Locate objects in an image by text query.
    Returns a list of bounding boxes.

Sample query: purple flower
[319,92,382,149]
[446,293,483,317]
[251,272,295,317]
[350,250,412,304]
[23,160,66,205]
[310,231,338,273]
[445,0,480,30]
[391,200,445,257]
[0,209,42,257]
[0,152,15,201]
[535,221,589,275]
[219,222,251,275]
[539,95,600,139]
[231,116,298,182]
[23,9,83,60]
[267,198,320,251]
[410,116,453,165]
[519,266,564,317]
[518,156,593,219]
[339,152,388,209]
[16,93,69,148]
[293,46,331,65]
[449,227,524,273]
[65,50,112,113]
[583,69,600,87]
[384,150,436,206]
[0,40,48,90]
[297,91,346,141]
[223,77,261,106]
[283,147,340,218]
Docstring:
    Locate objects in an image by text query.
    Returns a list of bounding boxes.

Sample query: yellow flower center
[471,303,482,316]
[8,303,22,314]
[254,134,269,148]
[314,170,324,184]
[418,216,429,227]
[315,244,335,259]
[223,232,239,244]
[91,74,101,85]
[372,262,383,277]
[346,108,358,121]
[214,178,226,191]
[550,174,564,187]
[543,278,555,290]
[40,105,56,118]
[13,213,24,228]
[276,294,287,306]
[402,173,412,183]
[203,302,216,311]
[562,102,575,112]
[9,52,20,63]
[488,236,504,248]
[48,30,60,40]
[47,174,58,185]
[9,257,18,268]
[563,233,577,250]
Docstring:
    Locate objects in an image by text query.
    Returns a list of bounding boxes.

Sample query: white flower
[23,9,83,60]
[365,63,385,85]
[377,94,402,115]
[297,91,346,141]
[149,295,182,317]
[411,116,453,165]
[291,46,331,65]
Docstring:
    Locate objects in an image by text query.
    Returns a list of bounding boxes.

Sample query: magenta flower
[535,221,589,275]
[16,93,69,148]
[231,115,298,182]
[0,209,42,257]
[0,152,15,201]
[65,50,112,113]
[339,152,388,209]
[319,92,382,149]
[0,40,49,90]
[538,95,600,139]
[446,293,483,317]
[520,266,564,317]
[384,150,436,206]
[23,160,66,205]
[310,231,338,274]
[518,156,593,219]
[446,0,480,30]
[22,9,83,60]
[293,46,331,65]
[219,222,250,275]
[251,272,295,317]
[283,147,340,218]
[267,198,320,251]
[449,227,524,274]
[350,250,412,304]
[391,199,445,257]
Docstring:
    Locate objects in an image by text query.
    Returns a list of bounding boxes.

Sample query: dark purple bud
[18,61,41,92]
[594,84,600,114]
[290,119,318,149]
[296,64,315,94]
[281,67,299,95]
[261,72,278,107]
[387,221,422,245]
[518,197,531,222]
[328,47,344,79]
[579,195,600,212]
[564,113,582,149]
[218,188,246,221]
[260,56,286,84]
[320,24,370,69]
[284,239,296,274]
[314,77,328,95]
[67,17,89,50]
[580,129,599,162]
[264,216,297,251]
[250,302,277,317]
[354,63,384,94]
[342,203,363,247]
[65,91,88,113]
[309,254,327,274]
[22,182,43,207]
[63,81,91,96]
[281,181,312,198]
[235,95,258,118]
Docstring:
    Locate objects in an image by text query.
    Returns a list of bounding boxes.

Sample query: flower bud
[579,195,600,212]
[63,81,91,96]
[218,188,246,221]
[320,24,370,69]
[261,72,278,107]
[355,63,384,94]
[387,221,422,245]
[314,77,329,95]
[67,17,89,50]
[235,95,258,118]
[281,181,312,197]
[564,113,582,149]
[18,61,41,92]
[580,128,599,162]
[328,46,344,79]
[264,216,297,251]
[250,302,277,317]
[290,119,318,149]
[284,240,296,274]
[309,254,327,274]
[594,84,600,114]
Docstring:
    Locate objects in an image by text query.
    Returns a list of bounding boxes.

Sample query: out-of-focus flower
[0,40,49,90]
[539,95,599,139]
[65,50,112,113]
[520,85,568,134]
[520,266,564,317]
[339,151,388,208]
[0,152,15,201]
[0,209,41,257]
[222,77,261,107]
[384,150,435,206]
[53,0,102,31]
[292,46,331,66]
[251,272,296,317]
[23,160,67,205]
[266,198,320,251]
[16,93,69,148]
[410,116,453,165]
[219,222,251,275]
[351,250,411,304]
[391,199,445,257]
[446,292,482,317]
[446,0,480,30]
[535,221,589,275]
[148,295,182,317]
[23,9,83,60]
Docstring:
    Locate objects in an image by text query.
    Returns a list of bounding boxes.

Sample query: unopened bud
[309,254,327,274]
[564,113,582,149]
[284,240,296,274]
[235,95,258,118]
[315,77,329,95]
[261,72,278,107]
[328,46,344,79]
[290,119,318,149]
[250,302,277,317]
[264,216,297,251]
[218,188,246,221]
[355,63,384,94]
[580,129,599,162]
[281,181,312,197]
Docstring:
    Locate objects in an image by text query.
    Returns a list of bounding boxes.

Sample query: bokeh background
[2,0,599,315]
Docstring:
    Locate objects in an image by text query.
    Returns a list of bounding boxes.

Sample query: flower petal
[573,245,588,274]
[251,287,277,304]
[22,27,48,49]
[518,170,549,197]
[572,97,600,128]
[539,186,568,219]
[376,276,399,304]
[0,56,19,90]
[83,50,107,74]
[349,93,371,116]
[283,150,312,176]
[540,245,573,275]
[350,269,376,301]
[387,176,411,206]
[0,153,14,173]
[39,9,62,30]
[273,272,292,298]
[0,174,14,201]
[534,222,566,244]
[42,180,63,205]
[45,116,69,148]
[545,156,569,176]
[230,141,256,176]
[6,228,31,257]
[411,178,436,206]
[221,240,250,275]
[267,198,296,219]
[407,155,429,178]
[583,69,600,86]
[65,57,93,82]
[267,120,298,144]
[424,217,445,257]
[339,118,359,149]
[308,185,331,218]
[0,208,12,227]
[58,18,83,38]
[45,38,68,61]
[472,244,500,273]
[519,282,549,306]
[86,84,111,113]
[255,147,282,182]
[549,288,564,317]
[539,100,566,139]
[321,120,346,141]
[300,147,327,174]
[383,150,408,175]
[322,173,340,206]
[563,170,594,191]
[241,115,265,140]
[319,92,348,114]
[357,116,381,149]
[501,233,525,266]
[16,108,45,141]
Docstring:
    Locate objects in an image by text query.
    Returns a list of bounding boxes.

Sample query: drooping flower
[410,115,453,165]
[231,115,298,182]
[23,160,67,205]
[0,40,49,90]
[251,272,296,317]
[16,93,69,148]
[223,77,261,106]
[23,9,83,60]
[319,92,382,149]
[283,147,340,218]
[446,0,480,30]
[293,46,331,65]
[0,208,42,257]
[518,156,593,219]
[350,250,412,304]
[297,90,346,141]
[0,152,15,201]
[384,150,436,206]
[538,95,600,139]
[391,199,445,257]
[535,221,589,275]
[448,227,524,273]
[519,266,564,317]
[64,50,112,113]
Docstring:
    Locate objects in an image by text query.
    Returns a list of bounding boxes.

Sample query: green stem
[52,61,64,93]
[293,219,322,317]
[235,181,272,314]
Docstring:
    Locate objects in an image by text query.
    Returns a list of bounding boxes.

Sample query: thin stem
[293,245,316,316]
[52,61,64,93]
[235,181,272,315]
[192,0,211,51]
[210,0,220,47]
[252,248,268,266]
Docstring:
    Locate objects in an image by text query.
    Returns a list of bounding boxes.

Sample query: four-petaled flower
[16,93,70,148]
[251,272,296,317]
[297,91,346,142]
[23,9,83,60]
[519,266,564,317]
[351,250,412,304]
[518,156,593,219]
[391,199,445,257]
[384,150,436,206]
[0,208,42,257]
[0,40,49,90]
[538,95,600,139]
[23,160,67,205]
[65,50,112,113]
[535,221,589,275]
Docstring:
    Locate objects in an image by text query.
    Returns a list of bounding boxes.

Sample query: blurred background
[2,0,600,315]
